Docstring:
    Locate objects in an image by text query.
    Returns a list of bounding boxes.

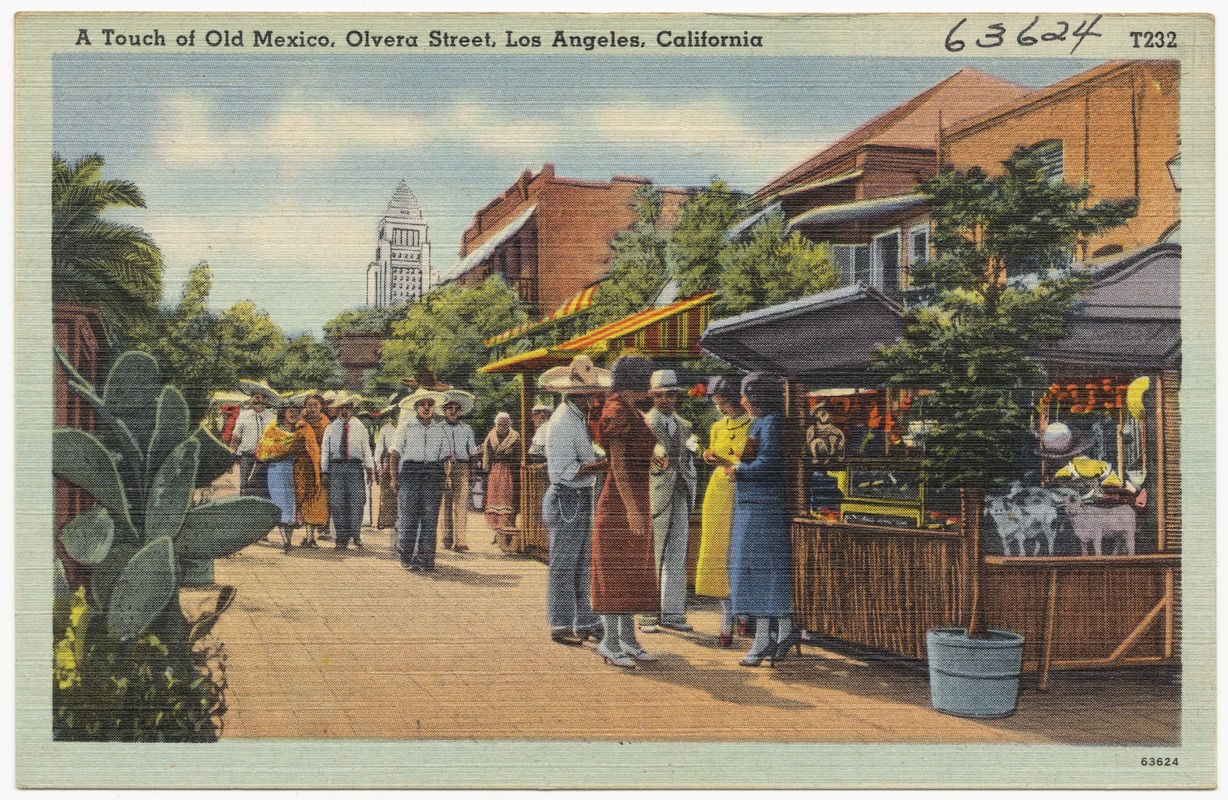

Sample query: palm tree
[52,153,163,325]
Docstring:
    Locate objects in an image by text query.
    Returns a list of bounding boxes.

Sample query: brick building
[942,60,1181,263]
[742,68,1031,299]
[445,165,693,315]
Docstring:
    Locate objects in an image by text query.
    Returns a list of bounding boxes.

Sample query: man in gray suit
[641,369,698,633]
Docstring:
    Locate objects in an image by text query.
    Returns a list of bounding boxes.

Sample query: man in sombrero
[390,383,450,571]
[439,389,479,553]
[232,379,279,496]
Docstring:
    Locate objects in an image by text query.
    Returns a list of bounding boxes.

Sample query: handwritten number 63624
[945,15,1103,55]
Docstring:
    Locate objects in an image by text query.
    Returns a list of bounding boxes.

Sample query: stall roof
[484,284,599,346]
[478,347,565,375]
[700,243,1181,384]
[700,284,904,386]
[1037,243,1181,369]
[558,291,715,353]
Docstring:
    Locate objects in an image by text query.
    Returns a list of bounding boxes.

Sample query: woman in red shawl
[590,354,661,669]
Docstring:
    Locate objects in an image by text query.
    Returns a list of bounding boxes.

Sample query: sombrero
[399,387,447,415]
[539,355,612,395]
[441,389,476,415]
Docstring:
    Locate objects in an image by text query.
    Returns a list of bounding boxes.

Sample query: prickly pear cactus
[53,348,279,641]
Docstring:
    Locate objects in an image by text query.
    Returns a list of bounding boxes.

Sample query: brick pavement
[208,479,1178,744]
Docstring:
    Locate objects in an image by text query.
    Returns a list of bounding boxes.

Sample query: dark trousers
[237,453,255,494]
[398,461,445,568]
[329,462,367,546]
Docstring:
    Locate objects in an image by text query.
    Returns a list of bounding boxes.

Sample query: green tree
[585,185,671,328]
[871,144,1138,635]
[373,276,530,433]
[52,153,164,328]
[159,261,225,422]
[270,335,343,391]
[718,210,838,316]
[671,178,747,299]
[215,300,288,383]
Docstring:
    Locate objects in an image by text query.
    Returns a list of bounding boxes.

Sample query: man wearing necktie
[439,389,479,553]
[642,369,698,633]
[321,393,375,550]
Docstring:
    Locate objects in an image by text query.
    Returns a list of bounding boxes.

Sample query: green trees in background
[585,184,672,329]
[370,275,531,433]
[586,178,837,326]
[52,153,164,329]
[716,210,838,316]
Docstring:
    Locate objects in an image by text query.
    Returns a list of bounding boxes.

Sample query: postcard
[14,10,1215,789]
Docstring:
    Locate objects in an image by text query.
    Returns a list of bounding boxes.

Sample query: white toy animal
[1063,495,1137,556]
[986,486,1071,556]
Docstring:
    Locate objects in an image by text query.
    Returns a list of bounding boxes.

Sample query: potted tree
[873,145,1137,717]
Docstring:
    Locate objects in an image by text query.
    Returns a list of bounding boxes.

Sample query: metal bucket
[926,627,1024,718]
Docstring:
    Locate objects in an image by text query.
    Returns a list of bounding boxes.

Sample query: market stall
[701,244,1181,686]
[479,292,715,561]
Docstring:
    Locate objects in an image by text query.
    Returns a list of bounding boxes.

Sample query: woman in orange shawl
[295,394,331,546]
[256,405,320,553]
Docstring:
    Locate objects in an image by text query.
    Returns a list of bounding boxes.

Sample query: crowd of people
[222,355,799,670]
[537,353,798,670]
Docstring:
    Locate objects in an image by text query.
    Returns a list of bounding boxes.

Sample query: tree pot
[926,627,1024,718]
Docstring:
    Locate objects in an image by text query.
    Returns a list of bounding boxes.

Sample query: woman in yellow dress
[694,376,752,647]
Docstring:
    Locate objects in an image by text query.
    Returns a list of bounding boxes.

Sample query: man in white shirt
[320,394,375,550]
[390,388,449,571]
[231,391,276,495]
[439,390,479,553]
[539,356,610,645]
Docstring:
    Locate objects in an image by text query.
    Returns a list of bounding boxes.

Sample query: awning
[558,292,716,356]
[443,204,537,283]
[769,169,863,202]
[788,193,929,230]
[480,292,717,374]
[700,284,905,387]
[727,202,781,241]
[483,285,599,347]
[478,348,566,375]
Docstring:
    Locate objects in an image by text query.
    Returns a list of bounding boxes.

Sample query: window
[872,231,901,295]
[908,224,929,268]
[1033,140,1064,185]
[833,244,870,286]
[390,228,420,247]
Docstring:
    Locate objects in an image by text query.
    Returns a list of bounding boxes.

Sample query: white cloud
[152,93,430,169]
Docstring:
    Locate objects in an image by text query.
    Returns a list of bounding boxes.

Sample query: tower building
[366,181,431,307]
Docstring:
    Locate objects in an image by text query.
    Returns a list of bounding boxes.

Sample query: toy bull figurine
[1063,495,1137,556]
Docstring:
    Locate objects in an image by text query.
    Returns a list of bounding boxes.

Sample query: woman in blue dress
[727,373,797,667]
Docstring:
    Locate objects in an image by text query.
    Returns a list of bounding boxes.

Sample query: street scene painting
[16,11,1215,789]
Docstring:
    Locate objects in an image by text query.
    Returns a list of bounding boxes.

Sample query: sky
[52,53,1102,336]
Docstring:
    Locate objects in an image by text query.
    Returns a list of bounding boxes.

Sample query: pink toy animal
[1063,496,1137,556]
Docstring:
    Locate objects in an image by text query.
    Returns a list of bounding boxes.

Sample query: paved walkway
[206,478,1178,744]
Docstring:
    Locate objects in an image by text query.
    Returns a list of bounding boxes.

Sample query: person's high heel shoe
[621,645,658,662]
[770,630,802,666]
[739,646,772,667]
[596,642,636,669]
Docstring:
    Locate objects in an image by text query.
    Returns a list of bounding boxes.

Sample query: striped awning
[483,284,600,346]
[480,292,717,374]
[558,291,716,355]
